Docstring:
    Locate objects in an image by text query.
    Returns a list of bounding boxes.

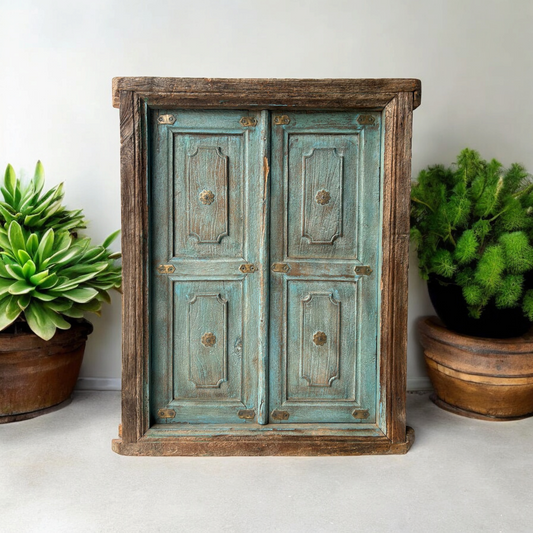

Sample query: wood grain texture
[419,317,533,420]
[379,93,414,444]
[112,77,422,110]
[111,426,414,456]
[119,91,149,443]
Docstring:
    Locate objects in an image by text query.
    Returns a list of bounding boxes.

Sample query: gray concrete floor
[1,391,532,533]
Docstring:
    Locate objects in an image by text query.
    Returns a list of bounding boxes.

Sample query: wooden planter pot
[0,319,93,423]
[418,316,533,421]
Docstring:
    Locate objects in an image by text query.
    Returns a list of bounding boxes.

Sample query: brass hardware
[315,189,331,205]
[273,115,290,125]
[352,409,370,419]
[201,332,217,348]
[357,114,376,126]
[239,116,257,127]
[313,331,327,346]
[199,189,215,205]
[158,114,176,125]
[271,262,290,273]
[158,408,176,419]
[271,410,290,421]
[239,263,257,274]
[157,264,175,274]
[238,409,255,420]
[355,266,373,276]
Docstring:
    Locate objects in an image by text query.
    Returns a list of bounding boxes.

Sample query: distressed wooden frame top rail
[113,77,421,110]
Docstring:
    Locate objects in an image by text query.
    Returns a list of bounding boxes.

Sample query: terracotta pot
[418,316,533,421]
[0,319,93,423]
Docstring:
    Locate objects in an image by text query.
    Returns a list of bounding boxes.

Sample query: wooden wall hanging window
[112,78,421,456]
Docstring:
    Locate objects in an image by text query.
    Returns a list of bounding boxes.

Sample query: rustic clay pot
[0,319,93,423]
[418,316,533,421]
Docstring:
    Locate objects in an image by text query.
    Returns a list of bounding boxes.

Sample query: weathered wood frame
[112,78,421,456]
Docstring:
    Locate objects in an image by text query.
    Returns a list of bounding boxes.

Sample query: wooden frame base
[112,427,414,456]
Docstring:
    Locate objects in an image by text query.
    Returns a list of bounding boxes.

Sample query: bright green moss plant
[410,148,533,320]
[0,162,121,340]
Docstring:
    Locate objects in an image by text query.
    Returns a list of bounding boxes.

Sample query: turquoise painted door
[150,110,268,424]
[269,112,382,424]
[150,109,382,427]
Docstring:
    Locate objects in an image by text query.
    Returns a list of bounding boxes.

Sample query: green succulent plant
[0,163,121,340]
[1,162,86,233]
[411,148,533,320]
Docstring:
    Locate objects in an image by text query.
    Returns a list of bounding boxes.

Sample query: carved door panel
[269,112,382,424]
[150,110,268,424]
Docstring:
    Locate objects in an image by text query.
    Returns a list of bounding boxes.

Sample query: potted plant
[411,148,533,420]
[0,162,121,423]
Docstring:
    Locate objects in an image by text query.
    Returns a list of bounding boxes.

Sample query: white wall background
[1,0,532,390]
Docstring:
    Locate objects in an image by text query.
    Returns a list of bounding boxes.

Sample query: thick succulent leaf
[61,306,84,318]
[0,232,11,251]
[0,295,21,331]
[102,229,121,249]
[26,233,39,256]
[1,187,14,205]
[38,273,59,289]
[60,262,108,277]
[21,260,37,279]
[33,160,45,195]
[17,249,32,265]
[0,204,16,222]
[54,270,104,291]
[29,270,50,286]
[4,164,16,198]
[31,290,57,301]
[59,287,98,303]
[5,264,25,281]
[35,228,55,267]
[43,246,82,268]
[41,304,71,330]
[0,261,11,279]
[96,290,111,304]
[0,278,14,297]
[9,280,35,295]
[46,299,73,312]
[17,293,31,309]
[25,301,57,340]
[7,222,26,254]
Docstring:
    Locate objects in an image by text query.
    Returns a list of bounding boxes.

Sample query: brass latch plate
[157,264,175,274]
[239,116,257,127]
[271,262,290,273]
[352,409,370,419]
[273,115,290,125]
[357,114,376,126]
[239,263,257,274]
[271,410,290,421]
[158,114,176,125]
[355,266,373,276]
[158,408,176,419]
[238,409,255,420]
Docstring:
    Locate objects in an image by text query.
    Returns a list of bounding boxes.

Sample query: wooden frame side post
[380,92,414,444]
[119,91,149,443]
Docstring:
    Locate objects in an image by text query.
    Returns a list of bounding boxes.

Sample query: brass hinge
[158,408,176,419]
[158,114,176,125]
[239,116,257,127]
[239,263,257,274]
[271,262,290,273]
[238,409,256,420]
[271,409,290,421]
[273,115,290,125]
[355,265,373,276]
[157,264,175,274]
[352,409,370,419]
[357,114,376,126]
